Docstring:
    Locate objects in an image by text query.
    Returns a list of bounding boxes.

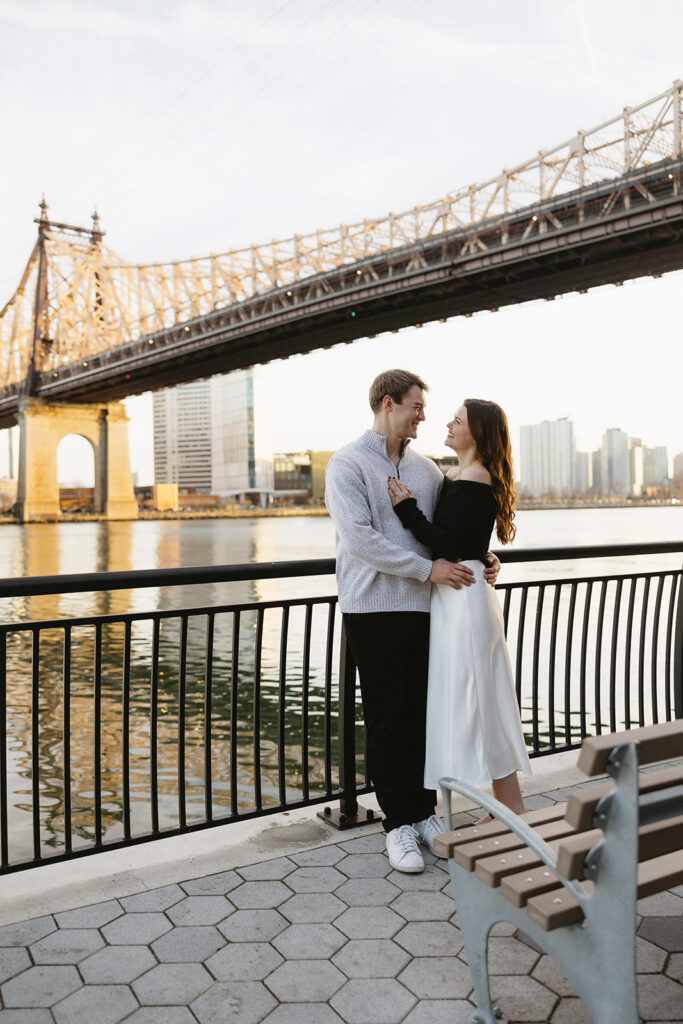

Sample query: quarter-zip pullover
[325,429,444,613]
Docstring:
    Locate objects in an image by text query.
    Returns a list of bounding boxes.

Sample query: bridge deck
[1,755,681,1023]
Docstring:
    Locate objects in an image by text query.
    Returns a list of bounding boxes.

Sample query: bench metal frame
[441,742,640,1024]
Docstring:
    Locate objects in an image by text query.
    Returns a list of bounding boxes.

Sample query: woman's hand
[388,477,415,506]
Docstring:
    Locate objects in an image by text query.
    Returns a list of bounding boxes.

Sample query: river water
[2,507,681,865]
[1,505,681,616]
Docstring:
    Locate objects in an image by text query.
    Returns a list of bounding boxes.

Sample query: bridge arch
[14,399,137,521]
[57,433,96,511]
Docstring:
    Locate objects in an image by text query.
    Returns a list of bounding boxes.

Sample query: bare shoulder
[446,467,461,481]
[459,464,492,485]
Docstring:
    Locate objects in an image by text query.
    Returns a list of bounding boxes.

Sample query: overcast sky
[1,0,681,484]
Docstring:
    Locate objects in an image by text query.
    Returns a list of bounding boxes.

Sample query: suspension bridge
[1,81,682,518]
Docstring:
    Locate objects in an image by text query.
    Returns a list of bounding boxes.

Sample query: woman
[388,398,530,816]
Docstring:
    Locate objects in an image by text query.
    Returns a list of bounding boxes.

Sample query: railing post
[318,619,377,830]
[674,567,683,720]
[338,622,358,820]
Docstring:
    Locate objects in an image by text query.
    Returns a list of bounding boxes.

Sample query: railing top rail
[0,566,679,634]
[498,541,683,564]
[0,541,680,599]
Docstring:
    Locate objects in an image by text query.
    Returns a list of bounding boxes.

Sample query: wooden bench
[434,720,683,1024]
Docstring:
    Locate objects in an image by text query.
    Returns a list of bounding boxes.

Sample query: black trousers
[343,611,436,833]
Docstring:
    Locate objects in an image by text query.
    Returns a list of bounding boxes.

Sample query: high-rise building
[673,452,683,485]
[519,417,576,495]
[211,370,274,498]
[590,450,603,494]
[629,438,644,497]
[153,380,212,491]
[643,446,669,489]
[153,368,273,501]
[601,428,630,495]
[575,451,593,493]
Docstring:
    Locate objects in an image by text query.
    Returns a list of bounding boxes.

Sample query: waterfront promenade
[1,753,681,1024]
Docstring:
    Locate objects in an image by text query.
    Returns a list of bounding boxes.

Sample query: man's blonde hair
[369,369,429,413]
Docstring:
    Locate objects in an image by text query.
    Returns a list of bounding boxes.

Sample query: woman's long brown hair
[464,398,517,544]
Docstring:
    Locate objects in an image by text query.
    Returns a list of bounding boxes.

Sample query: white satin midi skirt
[424,561,532,790]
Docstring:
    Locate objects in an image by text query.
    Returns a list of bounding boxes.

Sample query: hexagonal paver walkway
[1,771,682,1024]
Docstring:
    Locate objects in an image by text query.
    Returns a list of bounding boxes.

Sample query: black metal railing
[0,541,681,873]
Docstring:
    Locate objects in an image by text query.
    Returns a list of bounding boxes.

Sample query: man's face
[388,385,426,440]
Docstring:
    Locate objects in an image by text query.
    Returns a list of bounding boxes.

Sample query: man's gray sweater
[325,430,444,613]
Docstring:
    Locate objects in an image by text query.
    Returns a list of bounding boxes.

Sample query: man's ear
[383,394,393,411]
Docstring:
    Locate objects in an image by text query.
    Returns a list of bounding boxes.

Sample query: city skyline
[30,401,679,490]
[518,416,671,497]
[1,2,682,483]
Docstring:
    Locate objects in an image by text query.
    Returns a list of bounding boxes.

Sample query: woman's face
[445,404,474,452]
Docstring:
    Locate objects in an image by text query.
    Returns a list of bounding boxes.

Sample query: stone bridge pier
[14,398,138,522]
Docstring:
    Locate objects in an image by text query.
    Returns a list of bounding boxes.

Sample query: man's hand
[484,553,501,588]
[429,558,475,589]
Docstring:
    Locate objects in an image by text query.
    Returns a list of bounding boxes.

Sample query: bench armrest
[439,776,589,909]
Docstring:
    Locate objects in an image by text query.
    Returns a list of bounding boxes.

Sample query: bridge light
[53,372,58,378]
[465,313,473,318]
[82,361,88,366]
[439,318,447,323]
[668,173,674,179]
[148,339,154,344]
[415,323,423,328]
[350,311,356,317]
[287,290,292,296]
[184,326,190,331]
[356,269,362,275]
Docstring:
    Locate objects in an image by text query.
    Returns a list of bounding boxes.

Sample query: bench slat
[639,784,683,825]
[526,886,587,931]
[565,765,683,830]
[474,840,563,887]
[637,850,683,898]
[500,864,567,907]
[433,804,566,859]
[577,719,683,776]
[556,814,683,880]
[453,819,573,872]
[525,852,683,931]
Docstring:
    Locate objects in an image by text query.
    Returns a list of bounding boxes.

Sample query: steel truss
[0,80,682,392]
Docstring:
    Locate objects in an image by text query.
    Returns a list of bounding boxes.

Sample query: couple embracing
[325,369,531,873]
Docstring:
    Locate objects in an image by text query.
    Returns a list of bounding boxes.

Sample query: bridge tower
[13,202,137,522]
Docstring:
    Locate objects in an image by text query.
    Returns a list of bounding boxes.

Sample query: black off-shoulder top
[393,477,496,563]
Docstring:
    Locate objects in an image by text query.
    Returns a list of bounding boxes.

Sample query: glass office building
[153,368,273,502]
[601,428,630,496]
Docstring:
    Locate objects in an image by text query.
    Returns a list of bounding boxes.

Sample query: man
[325,369,499,873]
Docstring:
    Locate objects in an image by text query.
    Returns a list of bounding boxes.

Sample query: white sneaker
[414,814,446,856]
[386,825,424,873]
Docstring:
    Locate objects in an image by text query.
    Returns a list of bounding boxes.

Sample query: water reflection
[4,598,348,864]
